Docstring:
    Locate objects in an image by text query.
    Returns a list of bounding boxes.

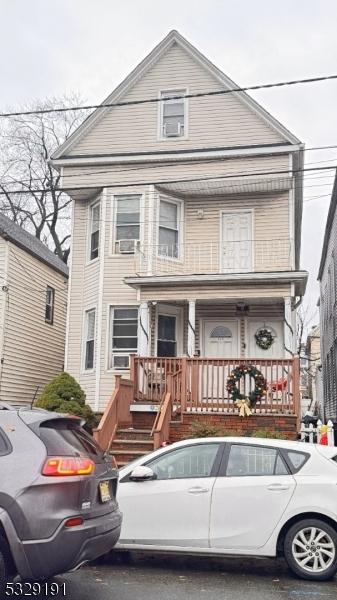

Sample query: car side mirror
[129,465,157,482]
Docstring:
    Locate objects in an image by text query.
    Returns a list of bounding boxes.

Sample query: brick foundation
[169,413,298,443]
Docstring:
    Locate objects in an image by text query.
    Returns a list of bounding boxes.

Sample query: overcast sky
[1,0,337,325]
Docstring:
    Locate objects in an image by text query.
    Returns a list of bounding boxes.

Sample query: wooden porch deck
[94,355,300,454]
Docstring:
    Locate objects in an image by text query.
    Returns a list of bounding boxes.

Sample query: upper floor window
[158,198,181,259]
[89,202,100,261]
[115,196,140,254]
[84,308,96,370]
[45,286,55,325]
[160,90,186,138]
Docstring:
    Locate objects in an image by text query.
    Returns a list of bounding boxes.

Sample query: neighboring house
[318,172,337,421]
[305,325,322,416]
[51,30,307,457]
[0,214,68,404]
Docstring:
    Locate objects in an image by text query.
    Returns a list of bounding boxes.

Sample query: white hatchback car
[116,437,337,580]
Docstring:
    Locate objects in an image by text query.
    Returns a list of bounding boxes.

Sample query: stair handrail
[152,391,173,450]
[93,375,133,452]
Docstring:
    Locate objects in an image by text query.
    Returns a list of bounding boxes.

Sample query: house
[51,30,308,461]
[305,325,323,417]
[0,213,68,404]
[318,172,337,421]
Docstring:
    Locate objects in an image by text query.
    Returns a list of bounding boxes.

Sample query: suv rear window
[39,420,104,461]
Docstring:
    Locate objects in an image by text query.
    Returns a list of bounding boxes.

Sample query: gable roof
[0,213,69,277]
[318,170,337,280]
[52,30,300,160]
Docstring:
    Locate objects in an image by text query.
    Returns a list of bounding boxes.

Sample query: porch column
[187,300,196,357]
[284,297,295,356]
[138,302,150,356]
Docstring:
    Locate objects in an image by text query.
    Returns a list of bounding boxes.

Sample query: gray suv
[0,403,122,584]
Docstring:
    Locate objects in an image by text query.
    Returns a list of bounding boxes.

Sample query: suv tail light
[42,457,95,476]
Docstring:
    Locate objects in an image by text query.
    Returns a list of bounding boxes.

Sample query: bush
[35,372,98,432]
[187,421,242,439]
[250,428,285,439]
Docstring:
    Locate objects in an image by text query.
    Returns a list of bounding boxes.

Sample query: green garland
[255,328,274,350]
[226,364,267,407]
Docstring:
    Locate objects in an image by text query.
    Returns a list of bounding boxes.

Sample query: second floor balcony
[134,238,294,277]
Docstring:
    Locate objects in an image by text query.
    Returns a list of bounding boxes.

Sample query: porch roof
[124,270,308,296]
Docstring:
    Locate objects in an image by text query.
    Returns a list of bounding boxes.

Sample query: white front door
[203,320,239,358]
[118,442,221,547]
[221,211,253,272]
[210,443,296,549]
[248,320,284,358]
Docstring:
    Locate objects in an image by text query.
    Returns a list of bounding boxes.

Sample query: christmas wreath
[255,327,274,350]
[227,364,267,417]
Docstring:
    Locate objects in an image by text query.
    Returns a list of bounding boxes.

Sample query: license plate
[99,481,111,503]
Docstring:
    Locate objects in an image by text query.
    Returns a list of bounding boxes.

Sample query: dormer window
[160,90,186,138]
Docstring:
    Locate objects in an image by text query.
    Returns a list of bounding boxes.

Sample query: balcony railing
[134,239,293,276]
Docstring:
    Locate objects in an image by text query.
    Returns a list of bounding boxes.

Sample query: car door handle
[188,486,209,494]
[267,483,290,491]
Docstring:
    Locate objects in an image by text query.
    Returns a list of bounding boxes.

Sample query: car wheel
[284,519,337,581]
[0,536,13,593]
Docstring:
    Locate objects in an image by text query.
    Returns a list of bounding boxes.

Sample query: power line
[0,163,336,196]
[1,74,337,119]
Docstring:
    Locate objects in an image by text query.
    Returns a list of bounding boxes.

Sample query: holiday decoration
[227,364,267,417]
[255,327,274,350]
[319,424,328,446]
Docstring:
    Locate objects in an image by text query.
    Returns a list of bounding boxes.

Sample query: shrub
[187,421,242,439]
[250,428,285,439]
[35,372,98,432]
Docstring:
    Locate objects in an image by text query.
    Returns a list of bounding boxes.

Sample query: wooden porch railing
[151,390,173,450]
[131,355,300,416]
[93,375,133,451]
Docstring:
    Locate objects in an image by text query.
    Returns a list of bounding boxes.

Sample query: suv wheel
[284,519,337,580]
[0,536,13,593]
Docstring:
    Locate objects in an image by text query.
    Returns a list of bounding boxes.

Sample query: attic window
[160,90,186,138]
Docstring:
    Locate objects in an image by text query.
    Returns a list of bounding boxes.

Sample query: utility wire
[0,163,336,196]
[1,73,337,118]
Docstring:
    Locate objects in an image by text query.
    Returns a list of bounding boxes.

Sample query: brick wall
[169,413,298,443]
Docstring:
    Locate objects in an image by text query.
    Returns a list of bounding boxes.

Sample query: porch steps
[110,428,154,467]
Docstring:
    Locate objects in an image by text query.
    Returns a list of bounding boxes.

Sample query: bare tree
[0,95,87,262]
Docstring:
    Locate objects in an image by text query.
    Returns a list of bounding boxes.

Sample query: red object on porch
[269,378,288,392]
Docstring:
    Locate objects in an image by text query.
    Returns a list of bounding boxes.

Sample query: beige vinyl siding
[0,243,67,404]
[0,238,7,330]
[66,197,100,400]
[63,153,290,191]
[69,43,285,156]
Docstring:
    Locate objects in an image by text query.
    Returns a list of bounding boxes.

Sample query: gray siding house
[318,173,337,420]
[0,214,68,404]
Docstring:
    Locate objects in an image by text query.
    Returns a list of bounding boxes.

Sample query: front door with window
[221,211,252,272]
[203,320,239,358]
[157,313,177,357]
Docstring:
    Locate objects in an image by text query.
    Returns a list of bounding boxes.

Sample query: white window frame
[83,307,96,372]
[158,87,188,141]
[156,195,184,262]
[45,285,55,325]
[109,306,139,370]
[111,194,144,255]
[88,201,101,262]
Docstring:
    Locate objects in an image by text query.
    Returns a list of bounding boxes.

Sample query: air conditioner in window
[116,239,139,254]
[163,122,184,137]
